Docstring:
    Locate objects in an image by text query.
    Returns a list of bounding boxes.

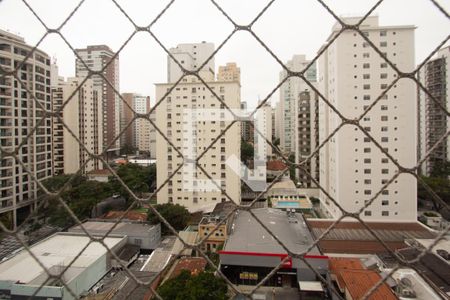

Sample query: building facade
[418,46,450,176]
[156,61,241,211]
[318,16,417,221]
[75,45,120,154]
[121,93,154,156]
[279,55,316,154]
[0,29,53,228]
[167,42,215,83]
[294,89,320,187]
[51,77,102,175]
[217,62,240,82]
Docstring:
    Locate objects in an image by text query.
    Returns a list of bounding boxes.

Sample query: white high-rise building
[156,61,241,212]
[318,16,417,221]
[51,77,102,175]
[255,102,273,158]
[75,45,120,154]
[418,46,450,176]
[279,55,316,154]
[0,29,53,228]
[167,42,215,83]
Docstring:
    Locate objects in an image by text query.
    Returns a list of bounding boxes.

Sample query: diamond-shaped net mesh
[0,0,449,299]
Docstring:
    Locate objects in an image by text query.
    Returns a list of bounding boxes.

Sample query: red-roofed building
[102,210,147,222]
[340,270,397,300]
[329,257,397,300]
[168,257,207,279]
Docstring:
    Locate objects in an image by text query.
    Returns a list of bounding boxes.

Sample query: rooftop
[69,220,157,236]
[224,208,320,255]
[307,220,435,254]
[340,269,397,300]
[102,210,147,222]
[267,160,287,171]
[0,233,124,285]
[169,257,207,279]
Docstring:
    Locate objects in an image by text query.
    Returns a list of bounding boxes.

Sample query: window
[381,84,388,89]
[380,30,387,36]
[380,41,387,47]
[363,42,369,48]
[382,169,389,174]
[364,179,371,184]
[382,200,389,206]
[363,63,370,69]
[363,84,370,90]
[364,158,371,163]
[381,105,388,111]
[380,63,387,68]
[363,74,370,79]
[380,73,388,79]
[382,211,389,216]
[364,190,371,195]
[364,148,371,153]
[363,52,370,58]
[364,169,371,174]
[381,116,388,121]
[363,95,371,101]
[364,211,372,216]
[381,158,389,163]
[381,137,389,142]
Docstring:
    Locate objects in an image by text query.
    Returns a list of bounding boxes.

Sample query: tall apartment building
[295,89,319,187]
[156,60,241,211]
[122,93,156,157]
[0,29,53,228]
[318,16,417,221]
[279,55,316,154]
[75,45,120,154]
[240,101,253,142]
[51,77,102,175]
[418,46,450,176]
[217,62,240,82]
[167,42,215,83]
[255,101,273,158]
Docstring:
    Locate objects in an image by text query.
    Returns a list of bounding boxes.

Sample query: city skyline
[0,0,448,108]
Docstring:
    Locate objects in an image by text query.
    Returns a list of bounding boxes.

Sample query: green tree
[109,163,156,198]
[147,203,190,234]
[158,270,228,300]
[43,175,112,227]
[120,144,136,155]
[418,175,450,210]
[430,160,450,178]
[241,140,254,165]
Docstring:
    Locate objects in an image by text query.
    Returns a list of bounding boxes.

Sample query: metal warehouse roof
[69,220,157,236]
[223,208,320,255]
[0,233,124,284]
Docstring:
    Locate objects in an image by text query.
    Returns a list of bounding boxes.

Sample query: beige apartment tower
[318,16,417,221]
[51,77,103,175]
[0,29,53,228]
[156,62,241,211]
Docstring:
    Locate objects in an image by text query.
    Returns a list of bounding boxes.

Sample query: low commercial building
[0,233,126,300]
[69,220,161,251]
[198,201,235,253]
[219,208,328,288]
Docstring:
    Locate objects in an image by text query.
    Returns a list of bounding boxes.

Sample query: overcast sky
[1,0,449,108]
